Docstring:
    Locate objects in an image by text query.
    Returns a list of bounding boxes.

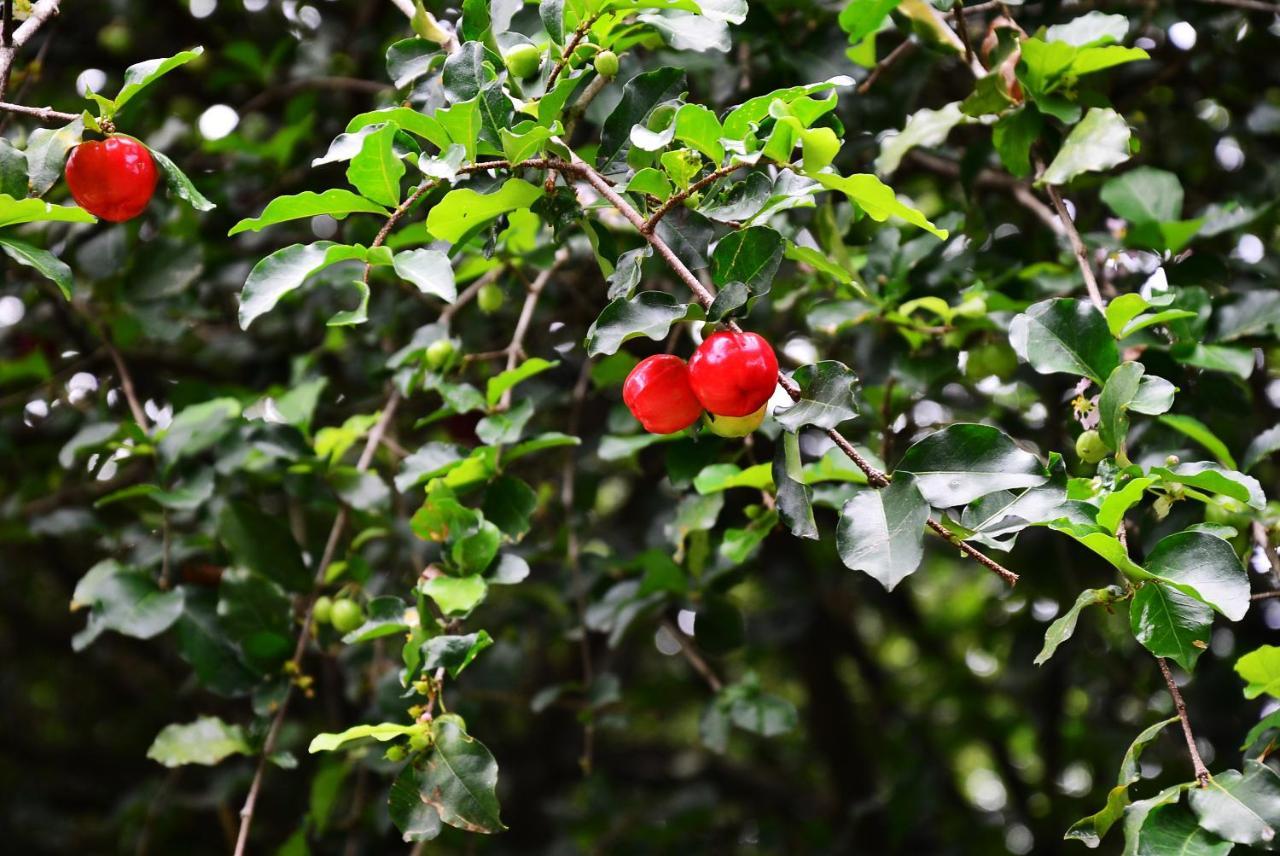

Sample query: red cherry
[622,354,704,434]
[64,136,158,222]
[687,330,778,417]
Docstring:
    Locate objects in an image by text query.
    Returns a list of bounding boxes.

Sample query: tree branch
[643,164,739,233]
[857,39,917,95]
[233,391,402,856]
[1158,657,1211,787]
[547,13,600,87]
[0,0,59,99]
[561,358,597,773]
[0,99,77,123]
[498,250,568,409]
[661,619,724,693]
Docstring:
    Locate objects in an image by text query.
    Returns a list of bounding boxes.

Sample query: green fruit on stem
[706,404,767,438]
[312,596,333,625]
[1075,429,1109,464]
[594,50,619,77]
[426,338,455,371]
[504,44,542,78]
[330,598,365,634]
[477,283,505,314]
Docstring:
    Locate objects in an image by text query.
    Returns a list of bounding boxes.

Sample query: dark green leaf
[584,291,696,357]
[1146,531,1249,622]
[1130,582,1212,671]
[897,423,1048,507]
[1188,760,1280,846]
[421,631,494,678]
[836,475,929,591]
[774,361,859,432]
[420,716,506,833]
[1036,586,1124,666]
[70,560,184,651]
[1065,715,1179,847]
[773,431,818,539]
[218,501,311,592]
[598,67,686,173]
[0,235,74,299]
[710,226,783,294]
[1009,297,1119,383]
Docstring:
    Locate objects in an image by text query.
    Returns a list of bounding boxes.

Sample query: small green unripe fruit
[594,50,619,78]
[477,283,504,314]
[331,598,365,634]
[707,404,767,438]
[1075,430,1108,464]
[384,745,407,762]
[426,338,455,371]
[504,44,541,79]
[313,596,333,625]
[98,21,132,54]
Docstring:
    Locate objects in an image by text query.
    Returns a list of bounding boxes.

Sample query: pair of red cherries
[63,135,159,222]
[623,331,778,436]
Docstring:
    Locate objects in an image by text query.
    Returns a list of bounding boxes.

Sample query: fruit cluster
[623,331,778,438]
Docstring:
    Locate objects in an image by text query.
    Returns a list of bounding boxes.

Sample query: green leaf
[1041,108,1132,186]
[1158,414,1237,469]
[0,138,27,197]
[387,37,440,89]
[1131,581,1212,671]
[710,226,783,294]
[346,124,405,208]
[693,462,773,494]
[774,361,859,432]
[876,102,965,176]
[442,41,492,103]
[158,397,242,465]
[109,47,204,114]
[218,501,311,592]
[1009,297,1119,383]
[476,398,533,445]
[1243,425,1280,472]
[239,242,381,329]
[1101,167,1183,224]
[1172,343,1255,379]
[1236,646,1280,700]
[838,0,903,43]
[1129,803,1234,856]
[836,475,929,591]
[309,722,420,753]
[228,189,389,236]
[1047,520,1149,579]
[420,717,506,833]
[70,560,184,651]
[811,172,948,239]
[1036,586,1124,666]
[1149,462,1264,509]
[422,631,494,678]
[598,67,687,172]
[585,291,696,357]
[0,193,96,229]
[0,235,73,299]
[1046,12,1130,47]
[147,716,251,768]
[674,103,725,163]
[1064,715,1179,847]
[1188,760,1280,846]
[341,596,411,644]
[486,357,558,406]
[389,765,443,842]
[1146,531,1249,621]
[422,574,488,617]
[393,248,457,302]
[773,431,818,540]
[992,108,1044,178]
[1097,477,1155,534]
[426,178,543,244]
[482,475,537,539]
[24,117,84,196]
[1098,361,1145,451]
[451,519,502,575]
[897,423,1048,507]
[146,144,216,211]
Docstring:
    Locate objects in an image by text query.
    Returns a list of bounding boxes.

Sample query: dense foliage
[5,0,1280,853]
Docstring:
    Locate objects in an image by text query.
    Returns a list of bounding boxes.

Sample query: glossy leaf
[1065,715,1177,846]
[426,178,543,244]
[1009,297,1119,383]
[229,189,389,235]
[420,716,506,833]
[585,291,696,357]
[836,475,929,591]
[897,423,1048,508]
[1130,581,1212,671]
[1188,760,1280,846]
[1036,586,1124,666]
[147,716,250,768]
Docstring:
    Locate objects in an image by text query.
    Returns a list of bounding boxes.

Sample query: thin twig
[1034,155,1104,310]
[643,164,739,232]
[1196,0,1280,12]
[440,265,504,324]
[499,250,568,409]
[0,99,78,122]
[1158,657,1211,786]
[561,359,596,773]
[0,0,59,99]
[954,1,976,67]
[564,71,610,142]
[546,13,600,87]
[1252,521,1280,590]
[662,619,724,692]
[104,339,150,433]
[233,391,402,856]
[1252,590,1280,601]
[858,39,917,95]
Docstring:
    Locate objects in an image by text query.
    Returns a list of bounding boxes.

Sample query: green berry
[477,283,505,314]
[425,338,455,371]
[312,596,333,625]
[331,598,365,634]
[504,44,541,79]
[1075,429,1109,464]
[706,404,767,438]
[594,50,619,78]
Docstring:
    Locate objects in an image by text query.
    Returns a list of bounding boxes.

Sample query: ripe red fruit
[623,354,704,434]
[687,330,778,417]
[64,135,159,222]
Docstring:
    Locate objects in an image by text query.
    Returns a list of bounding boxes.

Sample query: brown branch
[643,164,739,233]
[498,250,569,409]
[1034,156,1105,310]
[907,150,1063,235]
[954,2,976,67]
[0,99,77,123]
[662,619,724,693]
[547,13,600,87]
[858,39,917,95]
[1196,0,1280,11]
[564,71,610,142]
[0,0,59,99]
[232,391,401,856]
[1252,590,1280,601]
[562,359,597,773]
[1158,657,1211,787]
[104,339,150,433]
